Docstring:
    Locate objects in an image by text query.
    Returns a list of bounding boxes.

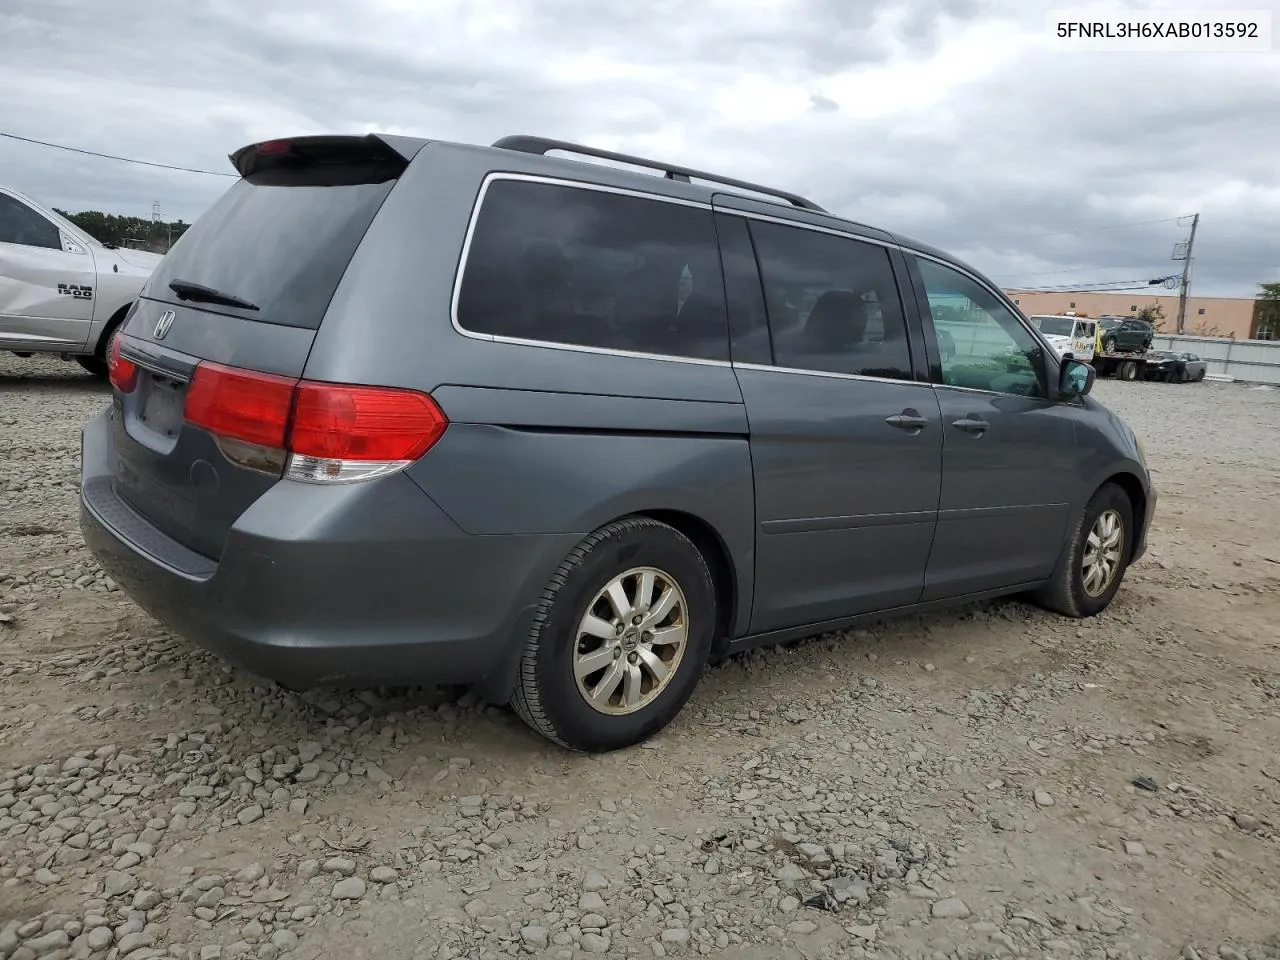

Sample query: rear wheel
[1033,483,1134,618]
[510,517,716,752]
[1119,360,1139,381]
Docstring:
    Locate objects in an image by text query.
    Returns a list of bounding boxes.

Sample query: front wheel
[510,518,716,752]
[76,355,109,378]
[1102,336,1118,352]
[1033,483,1134,618]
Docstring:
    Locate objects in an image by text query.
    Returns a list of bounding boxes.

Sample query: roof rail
[491,135,827,213]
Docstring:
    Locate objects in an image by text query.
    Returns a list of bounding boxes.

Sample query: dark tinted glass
[147,174,395,329]
[457,180,729,361]
[0,195,61,250]
[748,220,912,380]
[713,214,771,365]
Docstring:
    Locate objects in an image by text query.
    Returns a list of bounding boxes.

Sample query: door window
[748,221,912,380]
[0,194,62,250]
[916,258,1046,398]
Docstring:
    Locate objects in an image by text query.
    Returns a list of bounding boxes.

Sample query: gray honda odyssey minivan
[80,133,1155,751]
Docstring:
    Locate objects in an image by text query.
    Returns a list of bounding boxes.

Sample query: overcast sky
[2,0,1277,297]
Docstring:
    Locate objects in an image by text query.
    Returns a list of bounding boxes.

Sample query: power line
[993,264,1157,280]
[1010,275,1181,293]
[961,214,1194,245]
[0,131,235,177]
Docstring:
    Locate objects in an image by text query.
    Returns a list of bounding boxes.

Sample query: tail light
[183,362,448,484]
[107,332,138,394]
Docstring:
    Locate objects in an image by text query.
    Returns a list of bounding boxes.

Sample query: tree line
[54,208,190,254]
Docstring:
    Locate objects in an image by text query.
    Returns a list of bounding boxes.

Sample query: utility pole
[1175,213,1199,334]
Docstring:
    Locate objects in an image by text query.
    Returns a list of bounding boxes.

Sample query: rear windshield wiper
[168,279,260,311]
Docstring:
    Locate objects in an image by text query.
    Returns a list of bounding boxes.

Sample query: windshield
[1033,316,1076,336]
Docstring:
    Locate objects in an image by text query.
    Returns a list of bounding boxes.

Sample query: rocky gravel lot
[1,352,1278,960]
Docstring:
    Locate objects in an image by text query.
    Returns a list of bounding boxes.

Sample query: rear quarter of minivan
[79,135,754,702]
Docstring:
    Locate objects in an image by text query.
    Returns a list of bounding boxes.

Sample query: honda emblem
[153,310,175,340]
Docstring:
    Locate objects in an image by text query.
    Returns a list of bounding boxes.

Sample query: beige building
[1005,290,1267,340]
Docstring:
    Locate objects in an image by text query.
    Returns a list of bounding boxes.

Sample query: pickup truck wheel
[510,518,716,753]
[1033,482,1134,618]
[76,356,108,378]
[77,307,131,379]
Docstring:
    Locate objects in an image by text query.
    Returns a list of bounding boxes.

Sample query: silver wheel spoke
[575,646,616,679]
[636,646,669,683]
[622,662,644,708]
[605,581,633,622]
[580,614,616,641]
[643,587,678,627]
[648,624,686,647]
[635,570,656,613]
[590,659,626,704]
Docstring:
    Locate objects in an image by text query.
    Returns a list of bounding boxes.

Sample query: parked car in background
[1099,317,1154,354]
[1144,350,1207,383]
[80,132,1155,753]
[0,186,161,376]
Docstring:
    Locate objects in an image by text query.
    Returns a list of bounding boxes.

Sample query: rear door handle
[952,417,989,436]
[885,409,929,434]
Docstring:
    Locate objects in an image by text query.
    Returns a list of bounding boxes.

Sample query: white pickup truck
[1,185,162,376]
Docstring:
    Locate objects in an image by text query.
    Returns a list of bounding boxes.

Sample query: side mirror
[1058,358,1095,398]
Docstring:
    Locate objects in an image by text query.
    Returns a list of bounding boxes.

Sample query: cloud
[1,0,1276,296]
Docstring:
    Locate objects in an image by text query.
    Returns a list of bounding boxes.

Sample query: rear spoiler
[229,134,427,179]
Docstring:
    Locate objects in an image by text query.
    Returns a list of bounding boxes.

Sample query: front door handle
[885,409,929,434]
[952,416,990,436]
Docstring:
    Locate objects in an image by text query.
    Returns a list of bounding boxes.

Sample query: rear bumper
[79,407,578,691]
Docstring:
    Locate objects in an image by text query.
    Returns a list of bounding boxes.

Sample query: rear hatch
[108,135,419,560]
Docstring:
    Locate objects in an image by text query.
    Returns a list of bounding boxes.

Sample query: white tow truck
[1028,313,1152,381]
[1,185,162,377]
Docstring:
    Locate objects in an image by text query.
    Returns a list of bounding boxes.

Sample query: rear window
[146,176,394,329]
[455,179,730,362]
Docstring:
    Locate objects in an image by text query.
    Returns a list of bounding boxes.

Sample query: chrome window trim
[734,362,922,389]
[449,172,733,368]
[723,206,897,251]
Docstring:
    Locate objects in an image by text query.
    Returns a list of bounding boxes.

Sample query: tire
[76,355,109,378]
[1195,370,1206,382]
[510,517,716,752]
[78,308,131,379]
[1033,483,1135,619]
[1102,336,1118,352]
[1119,360,1139,381]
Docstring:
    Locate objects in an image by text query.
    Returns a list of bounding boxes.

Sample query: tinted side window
[748,220,912,380]
[456,180,729,361]
[0,195,61,250]
[916,257,1046,399]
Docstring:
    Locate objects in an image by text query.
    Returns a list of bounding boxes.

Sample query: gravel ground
[2,352,1278,960]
